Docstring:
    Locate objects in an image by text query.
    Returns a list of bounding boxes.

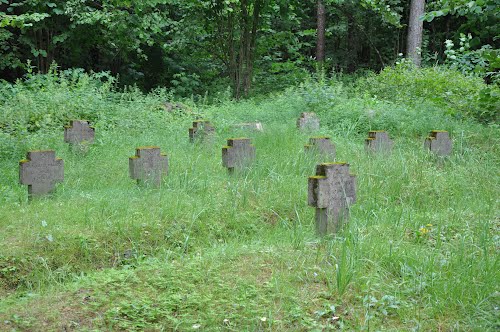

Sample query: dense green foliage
[1,0,498,96]
[0,70,499,330]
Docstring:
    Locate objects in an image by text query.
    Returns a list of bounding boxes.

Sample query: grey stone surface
[304,137,336,159]
[365,131,394,153]
[64,120,95,145]
[19,150,64,197]
[129,147,168,186]
[232,122,264,132]
[308,162,356,235]
[424,131,452,156]
[297,112,320,131]
[189,120,215,143]
[222,138,256,172]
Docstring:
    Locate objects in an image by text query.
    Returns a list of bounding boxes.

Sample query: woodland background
[1,0,498,98]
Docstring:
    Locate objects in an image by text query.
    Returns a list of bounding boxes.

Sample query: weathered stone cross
[308,162,357,235]
[365,131,394,153]
[19,150,64,197]
[304,137,336,159]
[222,138,256,173]
[129,147,169,186]
[424,130,452,156]
[189,120,215,143]
[297,112,320,131]
[64,120,95,145]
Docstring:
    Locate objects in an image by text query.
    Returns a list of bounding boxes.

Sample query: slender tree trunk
[242,0,263,97]
[406,0,425,66]
[346,13,357,73]
[316,0,326,64]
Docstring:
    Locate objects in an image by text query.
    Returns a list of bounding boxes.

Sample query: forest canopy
[1,0,499,97]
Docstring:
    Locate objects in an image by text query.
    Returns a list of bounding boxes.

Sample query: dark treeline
[1,1,498,97]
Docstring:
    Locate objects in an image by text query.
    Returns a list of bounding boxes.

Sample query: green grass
[0,81,499,331]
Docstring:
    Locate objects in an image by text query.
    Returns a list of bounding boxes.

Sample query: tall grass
[0,70,498,330]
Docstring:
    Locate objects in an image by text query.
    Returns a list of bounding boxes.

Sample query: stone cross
[232,122,264,132]
[365,131,394,153]
[64,120,95,145]
[189,120,215,143]
[308,162,356,235]
[222,138,256,173]
[129,147,168,186]
[19,150,64,197]
[304,137,336,159]
[424,131,452,156]
[297,112,320,131]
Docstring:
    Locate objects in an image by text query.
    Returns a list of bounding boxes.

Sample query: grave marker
[297,112,320,131]
[64,120,95,146]
[129,147,168,186]
[232,122,264,132]
[304,137,336,159]
[222,138,256,173]
[365,131,394,153]
[19,150,64,197]
[189,120,215,143]
[424,131,452,156]
[308,162,356,235]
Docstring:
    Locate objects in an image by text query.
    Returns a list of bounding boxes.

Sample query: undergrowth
[0,68,498,331]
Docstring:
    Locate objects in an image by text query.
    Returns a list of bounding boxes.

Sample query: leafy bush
[356,64,499,123]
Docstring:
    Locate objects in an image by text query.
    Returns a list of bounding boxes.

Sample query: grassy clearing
[0,81,499,330]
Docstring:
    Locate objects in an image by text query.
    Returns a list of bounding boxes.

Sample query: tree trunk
[242,0,263,97]
[346,13,357,73]
[406,0,425,67]
[316,0,326,64]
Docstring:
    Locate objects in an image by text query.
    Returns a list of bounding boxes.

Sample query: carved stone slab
[189,120,215,143]
[365,131,394,153]
[304,137,336,159]
[232,122,264,132]
[64,120,95,145]
[222,138,256,172]
[424,131,452,156]
[308,162,356,235]
[129,147,168,186]
[297,112,320,131]
[19,150,64,197]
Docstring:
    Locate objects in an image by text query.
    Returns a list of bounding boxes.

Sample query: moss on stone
[321,162,347,166]
[137,146,160,150]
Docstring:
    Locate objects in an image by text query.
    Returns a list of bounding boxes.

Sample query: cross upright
[64,120,95,145]
[189,120,215,143]
[308,162,357,235]
[222,138,256,173]
[304,136,336,159]
[19,150,64,197]
[297,112,320,131]
[365,131,394,154]
[129,147,169,186]
[424,130,452,156]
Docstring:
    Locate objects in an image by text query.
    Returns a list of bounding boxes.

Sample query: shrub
[356,64,499,123]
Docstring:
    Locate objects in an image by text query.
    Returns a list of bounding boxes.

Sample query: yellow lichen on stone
[321,162,347,166]
[137,146,160,150]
